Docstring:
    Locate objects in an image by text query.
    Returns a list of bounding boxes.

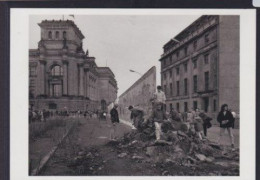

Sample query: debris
[78,151,85,156]
[154,139,173,146]
[118,152,128,158]
[177,130,187,138]
[195,154,207,161]
[187,156,197,164]
[132,155,144,160]
[162,170,169,176]
[205,157,214,163]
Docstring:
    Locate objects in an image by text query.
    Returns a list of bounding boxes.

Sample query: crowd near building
[29,20,118,112]
[159,15,239,118]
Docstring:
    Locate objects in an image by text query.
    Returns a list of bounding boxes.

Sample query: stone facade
[159,15,239,119]
[29,20,117,112]
[118,66,156,122]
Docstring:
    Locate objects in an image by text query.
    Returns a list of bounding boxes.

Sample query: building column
[84,68,89,97]
[38,60,46,95]
[62,60,68,95]
[79,65,84,96]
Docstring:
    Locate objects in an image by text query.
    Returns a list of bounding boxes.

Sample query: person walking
[217,104,235,148]
[110,104,120,140]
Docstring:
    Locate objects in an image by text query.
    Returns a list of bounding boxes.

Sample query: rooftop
[38,19,85,39]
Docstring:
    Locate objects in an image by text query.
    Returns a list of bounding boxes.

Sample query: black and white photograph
[10,9,256,179]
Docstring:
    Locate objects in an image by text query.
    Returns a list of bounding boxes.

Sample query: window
[184,78,188,95]
[184,102,188,112]
[51,65,63,76]
[205,33,209,43]
[177,103,180,112]
[184,47,188,56]
[204,54,209,64]
[48,31,52,39]
[193,40,197,50]
[170,83,173,96]
[176,67,180,75]
[205,71,209,90]
[55,31,59,39]
[193,101,198,110]
[193,59,197,69]
[213,99,217,112]
[193,75,197,92]
[29,79,35,86]
[29,66,36,77]
[63,31,67,38]
[169,70,172,77]
[176,81,180,96]
[184,63,188,72]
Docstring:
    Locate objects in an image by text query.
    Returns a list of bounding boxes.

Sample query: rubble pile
[66,148,104,175]
[108,119,239,175]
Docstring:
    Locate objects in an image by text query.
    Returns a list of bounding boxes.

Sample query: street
[40,117,239,176]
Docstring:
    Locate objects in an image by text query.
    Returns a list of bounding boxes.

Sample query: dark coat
[110,108,119,123]
[217,110,235,128]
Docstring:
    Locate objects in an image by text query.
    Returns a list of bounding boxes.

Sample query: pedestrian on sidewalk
[110,104,119,140]
[217,104,235,148]
[150,102,167,141]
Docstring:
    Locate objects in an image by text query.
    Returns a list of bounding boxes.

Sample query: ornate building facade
[29,20,117,112]
[159,15,239,118]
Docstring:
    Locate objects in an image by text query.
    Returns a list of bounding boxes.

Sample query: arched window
[51,65,63,76]
[48,31,52,39]
[63,31,66,39]
[55,31,59,39]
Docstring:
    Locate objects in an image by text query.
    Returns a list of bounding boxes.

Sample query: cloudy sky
[29,15,200,96]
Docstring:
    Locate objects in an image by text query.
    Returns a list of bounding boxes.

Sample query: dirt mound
[110,120,239,171]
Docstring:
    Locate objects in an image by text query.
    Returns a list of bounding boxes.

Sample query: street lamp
[129,69,142,76]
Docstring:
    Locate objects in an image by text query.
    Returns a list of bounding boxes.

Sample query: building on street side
[29,20,117,112]
[159,15,239,119]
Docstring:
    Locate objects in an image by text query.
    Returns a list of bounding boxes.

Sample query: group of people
[109,85,236,148]
[28,109,103,123]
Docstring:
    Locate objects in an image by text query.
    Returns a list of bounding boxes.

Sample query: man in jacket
[110,104,119,140]
[217,104,235,148]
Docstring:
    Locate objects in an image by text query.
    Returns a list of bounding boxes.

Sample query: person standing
[217,104,235,148]
[110,104,119,140]
[152,86,166,112]
[150,103,167,141]
[128,106,144,130]
[199,111,212,137]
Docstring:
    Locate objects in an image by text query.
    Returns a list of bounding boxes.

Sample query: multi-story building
[159,15,239,118]
[29,20,118,112]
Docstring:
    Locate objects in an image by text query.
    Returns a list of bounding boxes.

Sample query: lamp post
[129,69,142,76]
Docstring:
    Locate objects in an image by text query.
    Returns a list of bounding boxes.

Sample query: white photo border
[10,8,256,180]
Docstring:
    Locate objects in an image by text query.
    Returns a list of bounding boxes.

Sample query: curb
[30,121,77,176]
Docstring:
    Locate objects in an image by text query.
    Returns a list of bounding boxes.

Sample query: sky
[29,15,200,96]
